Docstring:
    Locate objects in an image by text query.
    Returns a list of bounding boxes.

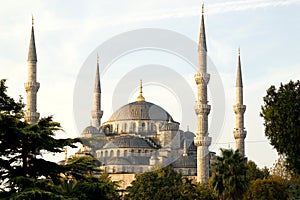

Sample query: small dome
[183,131,195,140]
[81,126,99,137]
[171,155,196,168]
[103,136,155,149]
[107,101,175,122]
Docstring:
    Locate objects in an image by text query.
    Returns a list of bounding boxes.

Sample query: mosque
[24,4,247,186]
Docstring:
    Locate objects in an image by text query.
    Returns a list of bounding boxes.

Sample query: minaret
[233,48,247,156]
[91,54,103,128]
[194,4,211,184]
[24,16,40,124]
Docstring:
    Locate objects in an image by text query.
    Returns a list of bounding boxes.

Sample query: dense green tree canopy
[210,149,249,200]
[243,178,288,200]
[0,80,119,199]
[125,166,215,200]
[260,80,300,175]
[246,160,269,181]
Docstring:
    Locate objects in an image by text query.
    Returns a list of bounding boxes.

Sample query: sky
[0,0,299,168]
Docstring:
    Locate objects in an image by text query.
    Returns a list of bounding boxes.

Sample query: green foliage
[271,155,293,180]
[247,160,269,181]
[261,80,300,175]
[125,167,215,200]
[0,80,120,199]
[210,149,249,200]
[64,155,101,180]
[243,178,288,200]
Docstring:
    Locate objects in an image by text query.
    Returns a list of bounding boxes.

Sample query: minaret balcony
[92,110,103,118]
[195,104,211,115]
[25,111,40,124]
[194,135,211,147]
[233,104,246,114]
[24,82,40,92]
[194,73,210,85]
[233,129,247,139]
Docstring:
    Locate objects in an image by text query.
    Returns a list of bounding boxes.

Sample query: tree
[210,149,249,200]
[246,160,269,182]
[271,155,292,181]
[260,80,300,175]
[0,79,79,197]
[60,155,120,200]
[64,155,101,181]
[125,166,215,200]
[243,178,288,200]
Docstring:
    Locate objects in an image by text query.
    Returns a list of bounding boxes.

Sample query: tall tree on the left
[0,79,79,197]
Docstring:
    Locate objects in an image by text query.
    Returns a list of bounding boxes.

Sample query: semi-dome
[81,125,99,137]
[171,155,197,168]
[103,136,155,149]
[107,101,174,122]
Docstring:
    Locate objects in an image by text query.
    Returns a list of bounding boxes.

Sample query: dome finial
[136,79,145,102]
[32,15,34,27]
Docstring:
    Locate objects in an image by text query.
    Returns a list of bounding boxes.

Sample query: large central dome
[108,101,174,122]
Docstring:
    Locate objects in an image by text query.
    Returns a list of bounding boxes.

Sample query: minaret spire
[194,3,211,184]
[91,54,103,128]
[136,80,145,102]
[233,48,247,156]
[199,3,207,53]
[24,16,40,124]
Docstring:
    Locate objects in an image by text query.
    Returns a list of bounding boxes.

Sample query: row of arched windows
[97,149,154,158]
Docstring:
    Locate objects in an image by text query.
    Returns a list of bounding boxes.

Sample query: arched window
[141,122,145,132]
[110,150,114,157]
[132,123,136,132]
[123,123,127,132]
[117,150,120,157]
[124,150,128,157]
[131,149,134,156]
[105,150,108,157]
[100,151,103,157]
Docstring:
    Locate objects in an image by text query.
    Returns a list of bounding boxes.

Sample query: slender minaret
[91,54,103,128]
[194,4,211,184]
[24,16,40,124]
[233,48,247,156]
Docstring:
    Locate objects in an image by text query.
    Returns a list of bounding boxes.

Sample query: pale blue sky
[0,0,299,168]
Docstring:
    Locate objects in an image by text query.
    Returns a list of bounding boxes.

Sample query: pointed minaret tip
[32,15,34,27]
[94,54,101,93]
[236,47,243,87]
[136,79,145,102]
[28,16,37,62]
[199,2,207,52]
